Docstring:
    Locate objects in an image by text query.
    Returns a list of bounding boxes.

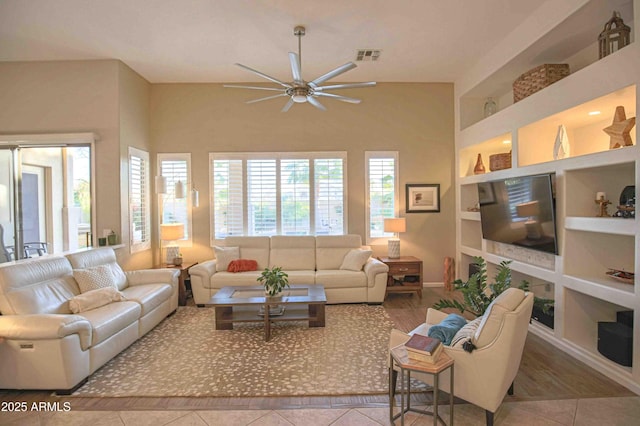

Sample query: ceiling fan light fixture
[290,87,309,103]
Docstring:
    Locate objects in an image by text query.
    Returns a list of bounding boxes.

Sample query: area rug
[72,304,395,397]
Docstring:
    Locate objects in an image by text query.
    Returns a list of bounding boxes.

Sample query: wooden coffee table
[207,284,327,341]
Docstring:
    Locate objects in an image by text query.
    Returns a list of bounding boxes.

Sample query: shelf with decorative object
[455,0,639,395]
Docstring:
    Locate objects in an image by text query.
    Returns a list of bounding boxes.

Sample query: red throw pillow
[227,259,258,273]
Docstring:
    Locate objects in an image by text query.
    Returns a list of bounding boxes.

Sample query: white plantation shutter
[315,158,344,235]
[213,159,244,238]
[159,155,191,241]
[210,152,346,241]
[366,152,398,241]
[129,147,151,252]
[281,159,310,235]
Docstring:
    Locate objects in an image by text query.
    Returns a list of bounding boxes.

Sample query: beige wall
[0,60,122,252]
[117,62,152,270]
[150,83,455,282]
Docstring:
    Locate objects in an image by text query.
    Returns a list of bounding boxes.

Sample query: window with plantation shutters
[366,152,398,243]
[210,152,346,241]
[158,153,192,244]
[129,147,151,253]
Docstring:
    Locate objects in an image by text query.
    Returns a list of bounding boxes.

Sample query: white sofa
[0,247,179,393]
[190,235,389,305]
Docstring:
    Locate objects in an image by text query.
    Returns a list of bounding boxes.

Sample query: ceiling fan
[223,26,376,112]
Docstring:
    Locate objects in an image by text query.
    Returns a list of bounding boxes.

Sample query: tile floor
[1,396,639,425]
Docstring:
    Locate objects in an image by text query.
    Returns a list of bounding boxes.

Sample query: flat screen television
[478,173,558,255]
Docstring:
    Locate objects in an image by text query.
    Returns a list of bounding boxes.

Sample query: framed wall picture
[406,184,440,213]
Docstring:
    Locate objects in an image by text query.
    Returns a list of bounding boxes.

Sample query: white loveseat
[0,247,179,393]
[190,235,389,305]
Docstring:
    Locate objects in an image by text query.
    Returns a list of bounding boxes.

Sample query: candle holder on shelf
[595,195,612,217]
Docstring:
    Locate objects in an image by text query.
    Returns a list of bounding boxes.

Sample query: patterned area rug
[72,304,394,397]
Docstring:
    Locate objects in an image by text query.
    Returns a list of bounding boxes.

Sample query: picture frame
[406,184,440,213]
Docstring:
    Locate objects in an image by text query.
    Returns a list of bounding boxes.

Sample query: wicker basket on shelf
[489,152,511,171]
[513,64,570,102]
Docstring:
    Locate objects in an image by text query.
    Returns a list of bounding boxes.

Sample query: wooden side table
[378,256,423,298]
[155,262,197,306]
[390,346,454,426]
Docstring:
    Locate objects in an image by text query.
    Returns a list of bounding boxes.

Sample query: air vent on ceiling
[356,49,381,61]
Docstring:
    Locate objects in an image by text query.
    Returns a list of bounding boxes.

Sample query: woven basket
[513,64,570,102]
[489,152,512,171]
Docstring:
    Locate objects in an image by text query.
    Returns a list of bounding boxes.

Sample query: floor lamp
[160,223,184,265]
[384,217,406,258]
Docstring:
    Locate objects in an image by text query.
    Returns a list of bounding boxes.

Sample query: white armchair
[390,288,534,426]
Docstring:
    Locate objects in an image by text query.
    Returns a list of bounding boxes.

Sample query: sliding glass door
[0,136,94,263]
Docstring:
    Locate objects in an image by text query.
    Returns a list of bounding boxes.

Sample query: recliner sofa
[0,247,179,393]
[190,234,389,305]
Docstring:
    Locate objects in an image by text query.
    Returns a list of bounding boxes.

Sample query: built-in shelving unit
[455,0,640,394]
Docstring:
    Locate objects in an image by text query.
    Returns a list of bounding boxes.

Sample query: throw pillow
[339,249,372,271]
[73,264,119,293]
[214,246,240,272]
[427,313,467,346]
[69,287,126,314]
[227,259,258,273]
[451,317,483,348]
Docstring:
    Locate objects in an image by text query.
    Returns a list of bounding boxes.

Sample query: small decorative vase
[474,153,486,174]
[173,257,183,266]
[553,124,570,160]
[483,97,497,117]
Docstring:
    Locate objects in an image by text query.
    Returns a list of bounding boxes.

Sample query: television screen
[478,173,558,255]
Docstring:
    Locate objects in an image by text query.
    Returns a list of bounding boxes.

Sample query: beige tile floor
[1,396,639,426]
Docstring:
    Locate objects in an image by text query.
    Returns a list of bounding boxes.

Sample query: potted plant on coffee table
[258,266,290,298]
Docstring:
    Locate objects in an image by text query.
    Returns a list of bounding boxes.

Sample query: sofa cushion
[451,317,482,348]
[121,283,172,316]
[0,256,78,315]
[340,249,372,271]
[316,270,367,289]
[73,264,121,293]
[66,248,128,290]
[211,271,263,287]
[316,235,362,270]
[283,270,315,285]
[224,236,270,270]
[69,287,126,314]
[78,301,141,346]
[269,236,316,270]
[214,246,240,272]
[473,287,526,348]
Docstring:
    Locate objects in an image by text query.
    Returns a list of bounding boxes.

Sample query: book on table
[404,333,443,363]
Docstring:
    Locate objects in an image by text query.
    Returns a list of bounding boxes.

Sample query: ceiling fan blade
[223,84,286,92]
[282,98,295,112]
[314,92,361,104]
[306,96,327,111]
[246,93,288,104]
[309,62,357,87]
[289,52,303,84]
[315,82,377,91]
[235,63,292,88]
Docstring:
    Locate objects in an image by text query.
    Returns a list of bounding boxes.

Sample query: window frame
[157,153,193,247]
[365,151,399,245]
[209,151,348,244]
[128,147,151,253]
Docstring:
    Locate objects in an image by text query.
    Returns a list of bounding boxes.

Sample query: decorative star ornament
[604,105,636,149]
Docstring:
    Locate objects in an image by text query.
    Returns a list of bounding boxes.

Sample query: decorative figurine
[595,194,612,217]
[604,106,636,149]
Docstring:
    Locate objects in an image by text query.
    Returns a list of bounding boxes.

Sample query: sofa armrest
[189,260,217,280]
[125,269,180,287]
[363,257,388,287]
[0,314,92,351]
[426,307,451,325]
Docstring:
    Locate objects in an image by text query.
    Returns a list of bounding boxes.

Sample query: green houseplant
[433,256,527,317]
[257,266,290,297]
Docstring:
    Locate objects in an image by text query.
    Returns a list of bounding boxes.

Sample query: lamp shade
[160,223,184,241]
[516,201,540,217]
[384,217,406,233]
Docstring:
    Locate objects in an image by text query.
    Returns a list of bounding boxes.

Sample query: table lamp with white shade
[384,217,406,258]
[160,223,184,265]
